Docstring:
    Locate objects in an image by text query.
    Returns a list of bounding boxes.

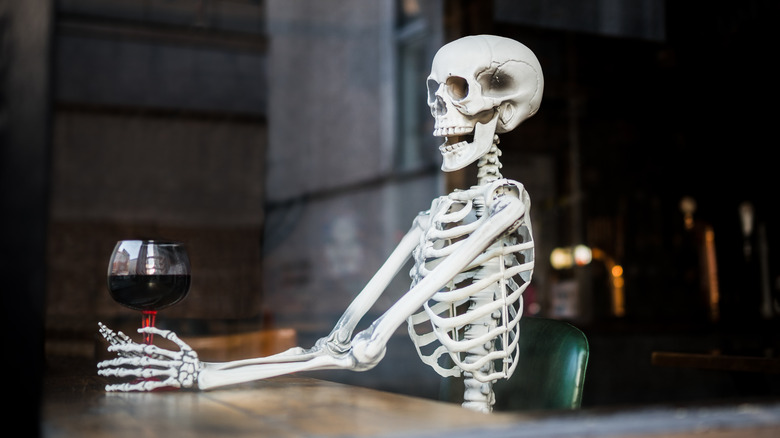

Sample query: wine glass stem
[141,310,157,344]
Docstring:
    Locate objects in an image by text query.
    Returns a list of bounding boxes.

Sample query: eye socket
[478,68,514,97]
[427,79,439,104]
[446,76,469,101]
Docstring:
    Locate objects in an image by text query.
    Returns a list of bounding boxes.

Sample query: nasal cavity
[433,95,447,116]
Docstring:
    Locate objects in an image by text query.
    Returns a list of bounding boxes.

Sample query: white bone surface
[427,35,543,171]
[98,34,543,414]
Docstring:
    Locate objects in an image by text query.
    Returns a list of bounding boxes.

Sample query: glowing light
[573,245,592,266]
[705,226,719,322]
[550,247,573,270]
[680,196,697,230]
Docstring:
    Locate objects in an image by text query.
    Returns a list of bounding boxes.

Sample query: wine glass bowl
[107,240,191,344]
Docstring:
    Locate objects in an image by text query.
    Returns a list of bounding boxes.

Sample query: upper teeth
[433,126,472,137]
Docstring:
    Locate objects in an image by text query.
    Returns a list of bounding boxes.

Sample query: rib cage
[407,180,534,383]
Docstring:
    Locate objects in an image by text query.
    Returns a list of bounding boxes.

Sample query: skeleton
[98,35,543,413]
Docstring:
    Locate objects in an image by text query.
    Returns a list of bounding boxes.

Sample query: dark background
[3,0,779,432]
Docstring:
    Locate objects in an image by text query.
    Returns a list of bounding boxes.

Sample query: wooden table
[43,375,522,437]
[41,358,780,438]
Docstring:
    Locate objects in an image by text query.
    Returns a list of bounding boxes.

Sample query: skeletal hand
[97,322,201,392]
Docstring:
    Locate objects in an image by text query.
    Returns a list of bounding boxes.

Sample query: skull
[427,35,544,171]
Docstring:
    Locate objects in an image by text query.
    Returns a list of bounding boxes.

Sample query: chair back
[492,317,589,411]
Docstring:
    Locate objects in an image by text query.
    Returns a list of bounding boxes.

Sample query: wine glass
[107,240,191,345]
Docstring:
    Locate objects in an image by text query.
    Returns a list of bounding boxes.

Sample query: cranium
[427,35,544,171]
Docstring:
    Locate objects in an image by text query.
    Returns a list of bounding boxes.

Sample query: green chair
[492,317,589,411]
[440,316,589,411]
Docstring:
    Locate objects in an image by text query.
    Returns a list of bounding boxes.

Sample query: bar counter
[42,358,780,438]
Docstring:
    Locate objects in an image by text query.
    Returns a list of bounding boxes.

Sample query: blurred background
[3,0,778,415]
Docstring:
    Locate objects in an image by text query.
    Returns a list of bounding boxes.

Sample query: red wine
[108,274,191,311]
